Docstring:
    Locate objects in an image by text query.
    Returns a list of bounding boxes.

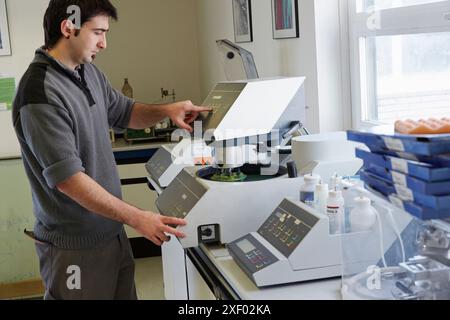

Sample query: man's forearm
[56,172,143,228]
[128,102,168,129]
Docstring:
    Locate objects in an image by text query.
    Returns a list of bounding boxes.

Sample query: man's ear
[61,20,76,39]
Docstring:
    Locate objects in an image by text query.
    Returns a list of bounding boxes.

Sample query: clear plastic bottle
[314,182,329,214]
[300,174,321,207]
[326,190,344,234]
[349,197,378,232]
[122,78,133,99]
[330,173,342,191]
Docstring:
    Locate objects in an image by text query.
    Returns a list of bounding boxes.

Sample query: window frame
[347,0,450,129]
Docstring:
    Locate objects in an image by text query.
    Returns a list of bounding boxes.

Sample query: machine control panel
[198,83,247,131]
[258,199,319,257]
[228,234,278,275]
[156,169,207,219]
[145,146,172,180]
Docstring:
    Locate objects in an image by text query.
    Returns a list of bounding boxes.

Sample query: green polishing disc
[210,172,247,182]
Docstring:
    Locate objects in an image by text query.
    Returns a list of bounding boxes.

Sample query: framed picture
[232,0,253,43]
[271,0,299,39]
[0,0,11,56]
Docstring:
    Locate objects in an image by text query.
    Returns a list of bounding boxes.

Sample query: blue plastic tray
[360,170,450,210]
[356,148,450,182]
[368,146,450,167]
[364,162,450,195]
[365,185,445,221]
[347,127,450,156]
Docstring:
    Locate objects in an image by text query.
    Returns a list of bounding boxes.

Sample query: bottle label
[327,207,340,215]
[327,206,342,234]
[300,191,314,204]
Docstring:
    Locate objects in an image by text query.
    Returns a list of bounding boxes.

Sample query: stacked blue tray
[347,127,450,220]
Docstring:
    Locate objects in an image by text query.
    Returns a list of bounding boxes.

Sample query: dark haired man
[12,0,210,300]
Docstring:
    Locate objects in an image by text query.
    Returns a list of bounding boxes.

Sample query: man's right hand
[132,212,187,246]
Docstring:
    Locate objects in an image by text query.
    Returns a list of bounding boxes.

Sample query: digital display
[237,239,256,254]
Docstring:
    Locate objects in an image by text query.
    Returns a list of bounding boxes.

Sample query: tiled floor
[134,256,165,300]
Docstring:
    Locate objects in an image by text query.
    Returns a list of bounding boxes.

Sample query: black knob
[287,161,298,178]
[201,228,213,237]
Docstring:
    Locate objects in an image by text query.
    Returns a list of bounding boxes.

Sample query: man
[12,0,210,300]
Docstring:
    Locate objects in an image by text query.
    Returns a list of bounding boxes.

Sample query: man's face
[68,15,109,65]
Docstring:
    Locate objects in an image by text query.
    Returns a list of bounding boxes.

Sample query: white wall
[195,0,349,133]
[95,0,202,105]
[0,0,49,81]
[314,0,345,132]
[0,1,49,284]
[0,0,49,158]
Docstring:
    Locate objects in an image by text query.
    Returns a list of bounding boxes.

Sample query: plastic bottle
[300,174,321,207]
[326,190,344,234]
[122,78,133,99]
[314,182,328,214]
[349,197,378,232]
[330,173,342,191]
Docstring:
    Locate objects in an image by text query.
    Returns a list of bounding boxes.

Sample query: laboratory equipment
[291,131,364,185]
[340,181,450,300]
[227,198,368,287]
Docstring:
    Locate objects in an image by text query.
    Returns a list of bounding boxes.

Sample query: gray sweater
[12,48,135,249]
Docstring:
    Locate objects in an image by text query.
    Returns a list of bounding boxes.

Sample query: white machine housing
[145,139,212,190]
[199,77,306,142]
[156,166,304,248]
[228,199,371,287]
[146,77,307,188]
[292,132,366,184]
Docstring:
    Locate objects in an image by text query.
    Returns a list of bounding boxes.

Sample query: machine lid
[216,39,259,81]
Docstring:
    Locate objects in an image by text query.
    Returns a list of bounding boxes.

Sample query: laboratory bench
[182,244,341,300]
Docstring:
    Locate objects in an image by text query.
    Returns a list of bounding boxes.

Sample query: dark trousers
[34,229,137,300]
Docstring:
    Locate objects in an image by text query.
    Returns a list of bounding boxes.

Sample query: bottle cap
[304,174,320,184]
[315,183,329,193]
[354,196,371,206]
[329,190,342,199]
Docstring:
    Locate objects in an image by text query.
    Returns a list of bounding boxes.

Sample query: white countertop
[201,244,343,300]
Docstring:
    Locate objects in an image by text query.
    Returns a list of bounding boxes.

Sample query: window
[348,0,450,127]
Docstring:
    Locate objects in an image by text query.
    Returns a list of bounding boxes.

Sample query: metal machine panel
[258,199,319,258]
[197,83,247,132]
[227,199,342,287]
[145,145,173,182]
[228,234,279,279]
[156,169,208,218]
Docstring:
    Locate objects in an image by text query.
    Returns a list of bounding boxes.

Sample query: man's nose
[98,35,107,49]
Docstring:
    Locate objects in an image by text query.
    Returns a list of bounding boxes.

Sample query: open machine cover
[216,39,259,81]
